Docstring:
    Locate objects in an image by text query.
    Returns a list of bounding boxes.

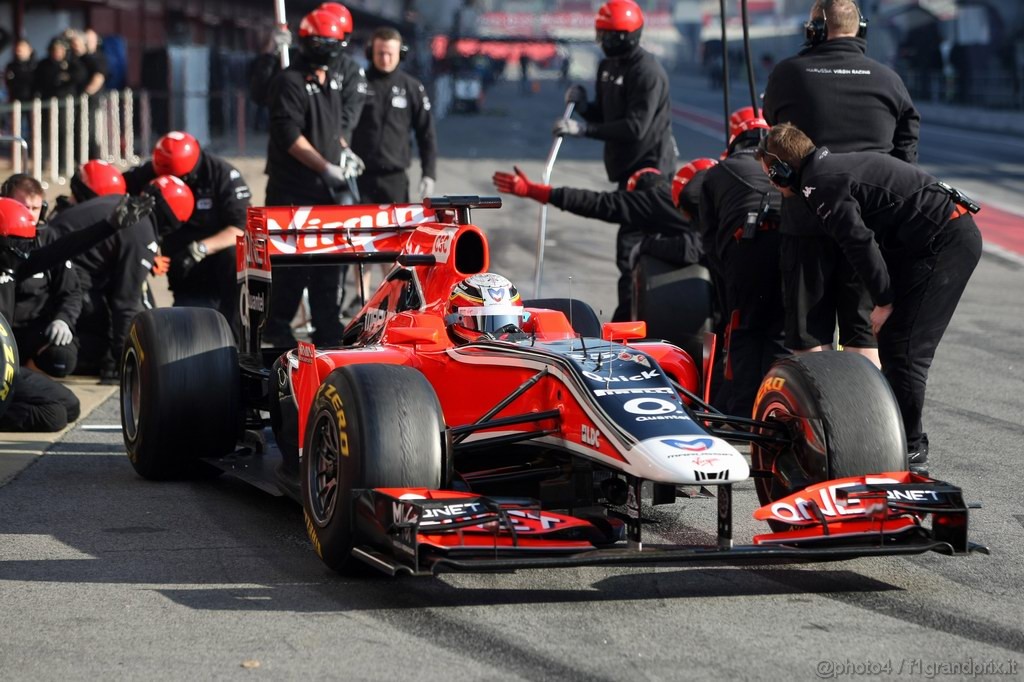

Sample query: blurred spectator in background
[5,39,37,104]
[519,52,530,94]
[34,37,82,99]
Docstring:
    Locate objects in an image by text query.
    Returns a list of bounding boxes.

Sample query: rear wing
[236,197,501,353]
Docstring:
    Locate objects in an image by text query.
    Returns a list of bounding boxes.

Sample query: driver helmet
[595,0,644,57]
[299,9,347,69]
[446,273,524,342]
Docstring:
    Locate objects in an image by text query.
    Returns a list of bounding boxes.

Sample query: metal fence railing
[1,89,139,186]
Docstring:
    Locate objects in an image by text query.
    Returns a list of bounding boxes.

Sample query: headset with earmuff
[756,137,796,189]
[365,34,409,63]
[805,1,869,47]
[1,173,49,223]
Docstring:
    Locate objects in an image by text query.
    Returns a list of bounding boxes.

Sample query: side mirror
[602,321,646,342]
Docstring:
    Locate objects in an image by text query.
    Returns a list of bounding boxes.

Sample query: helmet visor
[454,305,524,335]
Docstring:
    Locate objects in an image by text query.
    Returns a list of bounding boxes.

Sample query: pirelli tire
[751,351,907,530]
[120,308,241,480]
[301,364,446,574]
[0,312,18,420]
[524,298,603,338]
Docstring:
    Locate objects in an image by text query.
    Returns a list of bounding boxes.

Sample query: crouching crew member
[2,174,82,378]
[0,192,154,431]
[46,164,186,382]
[699,111,789,415]
[124,132,252,338]
[757,123,982,474]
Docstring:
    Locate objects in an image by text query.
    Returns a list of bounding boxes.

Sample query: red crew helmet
[728,116,770,151]
[299,9,346,40]
[0,197,37,238]
[728,106,762,130]
[595,0,644,32]
[149,175,195,223]
[75,159,126,200]
[152,131,200,178]
[672,158,718,209]
[626,167,661,193]
[316,2,353,36]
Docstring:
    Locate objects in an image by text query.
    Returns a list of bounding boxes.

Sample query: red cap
[299,9,346,40]
[0,197,37,238]
[672,158,718,209]
[626,167,661,192]
[317,2,353,34]
[149,175,195,223]
[152,131,200,178]
[595,0,644,32]
[78,159,126,197]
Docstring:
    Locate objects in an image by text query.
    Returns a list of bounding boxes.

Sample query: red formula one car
[119,196,986,575]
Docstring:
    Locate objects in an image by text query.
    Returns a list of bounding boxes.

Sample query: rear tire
[524,298,602,338]
[120,308,241,479]
[301,364,445,573]
[751,352,907,530]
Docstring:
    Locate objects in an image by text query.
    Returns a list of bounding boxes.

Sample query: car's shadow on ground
[0,441,904,615]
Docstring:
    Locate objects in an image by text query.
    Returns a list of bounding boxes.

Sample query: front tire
[121,308,241,479]
[301,364,446,573]
[751,352,906,529]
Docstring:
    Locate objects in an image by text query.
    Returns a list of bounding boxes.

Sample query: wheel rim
[756,402,814,502]
[122,347,141,442]
[307,410,341,526]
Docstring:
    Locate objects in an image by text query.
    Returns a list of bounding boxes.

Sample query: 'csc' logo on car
[661,437,715,452]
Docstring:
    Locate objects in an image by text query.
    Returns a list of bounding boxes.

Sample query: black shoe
[908,448,929,476]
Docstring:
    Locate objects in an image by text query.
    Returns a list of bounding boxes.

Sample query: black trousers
[878,215,982,453]
[720,230,790,415]
[613,227,644,323]
[357,170,410,204]
[169,248,241,342]
[0,367,80,432]
[263,184,345,346]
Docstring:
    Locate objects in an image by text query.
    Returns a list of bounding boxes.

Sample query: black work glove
[174,241,207,278]
[111,194,155,231]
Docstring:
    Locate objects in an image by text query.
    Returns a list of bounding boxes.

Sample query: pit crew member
[555,0,676,322]
[756,122,981,473]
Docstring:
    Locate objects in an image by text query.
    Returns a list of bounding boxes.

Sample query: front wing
[348,477,987,576]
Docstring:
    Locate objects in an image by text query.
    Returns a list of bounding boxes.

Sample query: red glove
[492,166,551,204]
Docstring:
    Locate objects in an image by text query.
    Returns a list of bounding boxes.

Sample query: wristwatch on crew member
[197,242,209,256]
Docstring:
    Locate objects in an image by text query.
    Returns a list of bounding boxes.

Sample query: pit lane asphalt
[1,77,1022,680]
